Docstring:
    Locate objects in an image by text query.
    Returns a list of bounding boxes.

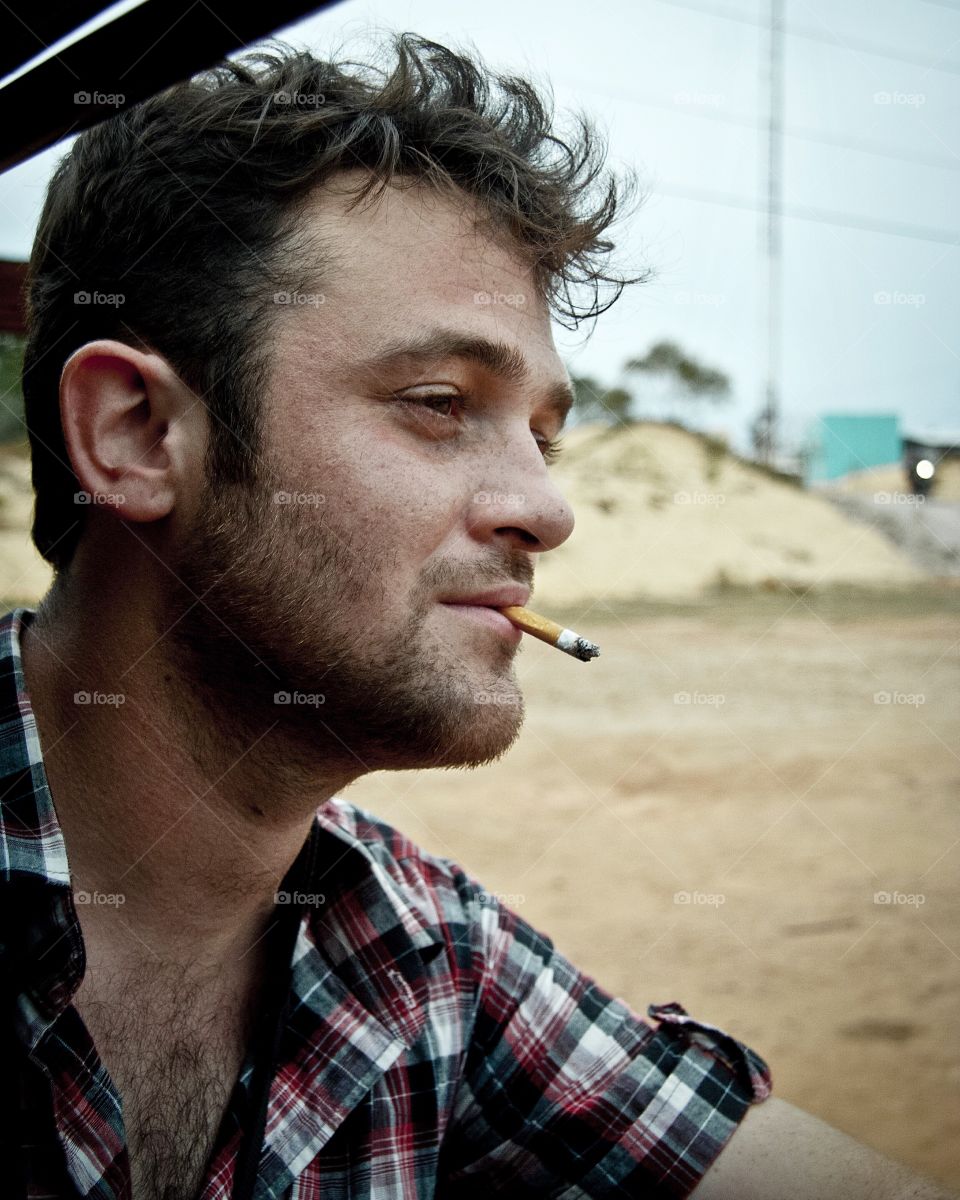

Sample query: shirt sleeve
[438,866,773,1199]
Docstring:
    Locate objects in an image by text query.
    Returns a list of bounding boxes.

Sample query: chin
[429,702,525,770]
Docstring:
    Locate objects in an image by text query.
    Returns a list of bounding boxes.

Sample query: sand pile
[533,421,924,607]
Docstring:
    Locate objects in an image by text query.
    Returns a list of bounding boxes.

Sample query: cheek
[273,403,464,564]
[321,442,460,561]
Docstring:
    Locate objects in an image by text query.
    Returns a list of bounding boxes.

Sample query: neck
[19,578,356,969]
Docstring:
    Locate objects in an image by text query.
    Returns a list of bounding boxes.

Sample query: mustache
[429,557,534,599]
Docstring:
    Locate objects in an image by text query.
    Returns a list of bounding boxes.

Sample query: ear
[59,340,207,527]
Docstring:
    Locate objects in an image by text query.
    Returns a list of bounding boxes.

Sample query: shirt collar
[0,605,71,887]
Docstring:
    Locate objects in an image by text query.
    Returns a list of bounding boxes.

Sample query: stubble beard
[156,464,526,780]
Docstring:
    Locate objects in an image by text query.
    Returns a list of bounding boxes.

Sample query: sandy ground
[346,588,960,1190]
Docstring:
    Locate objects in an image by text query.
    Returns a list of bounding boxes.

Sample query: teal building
[807,414,902,482]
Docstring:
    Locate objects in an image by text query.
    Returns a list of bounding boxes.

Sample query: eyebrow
[359,329,575,430]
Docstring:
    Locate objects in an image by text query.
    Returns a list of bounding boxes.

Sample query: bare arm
[690,1097,958,1200]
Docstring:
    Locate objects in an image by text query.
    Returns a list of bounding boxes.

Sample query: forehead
[286,170,561,369]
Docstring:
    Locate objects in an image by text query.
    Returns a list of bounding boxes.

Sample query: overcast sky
[1,0,957,455]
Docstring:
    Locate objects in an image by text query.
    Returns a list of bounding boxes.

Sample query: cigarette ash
[572,637,600,662]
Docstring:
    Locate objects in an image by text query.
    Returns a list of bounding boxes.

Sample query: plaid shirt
[0,604,772,1199]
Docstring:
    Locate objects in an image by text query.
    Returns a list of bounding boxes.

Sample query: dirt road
[347,586,960,1189]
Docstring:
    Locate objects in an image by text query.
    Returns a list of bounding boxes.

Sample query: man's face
[164,171,575,774]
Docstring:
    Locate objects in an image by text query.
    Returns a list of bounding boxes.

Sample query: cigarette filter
[497,606,600,662]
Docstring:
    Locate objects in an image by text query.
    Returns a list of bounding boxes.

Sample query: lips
[441,603,523,642]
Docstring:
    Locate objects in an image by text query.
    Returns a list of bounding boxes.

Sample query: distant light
[915,459,935,480]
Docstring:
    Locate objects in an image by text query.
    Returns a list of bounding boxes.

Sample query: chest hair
[76,962,259,1200]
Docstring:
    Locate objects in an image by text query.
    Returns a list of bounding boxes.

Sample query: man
[2,32,953,1200]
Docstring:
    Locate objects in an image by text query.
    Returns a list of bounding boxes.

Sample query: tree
[625,340,730,405]
[569,343,731,430]
[624,341,730,428]
[570,374,635,426]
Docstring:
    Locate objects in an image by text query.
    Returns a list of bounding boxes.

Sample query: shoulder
[312,796,527,953]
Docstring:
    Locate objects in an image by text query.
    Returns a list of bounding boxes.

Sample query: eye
[395,391,564,462]
[405,394,456,418]
[394,391,459,425]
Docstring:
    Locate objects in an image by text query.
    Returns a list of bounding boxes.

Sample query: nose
[467,439,575,553]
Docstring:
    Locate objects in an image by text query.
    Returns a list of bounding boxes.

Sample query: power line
[654,180,960,245]
[656,0,960,76]
[752,119,960,174]
[566,80,960,175]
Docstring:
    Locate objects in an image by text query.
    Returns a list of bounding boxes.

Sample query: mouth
[439,602,523,643]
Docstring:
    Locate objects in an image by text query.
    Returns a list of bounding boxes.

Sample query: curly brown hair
[22,32,649,574]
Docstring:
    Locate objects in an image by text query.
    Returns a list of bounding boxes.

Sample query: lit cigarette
[497,606,600,662]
